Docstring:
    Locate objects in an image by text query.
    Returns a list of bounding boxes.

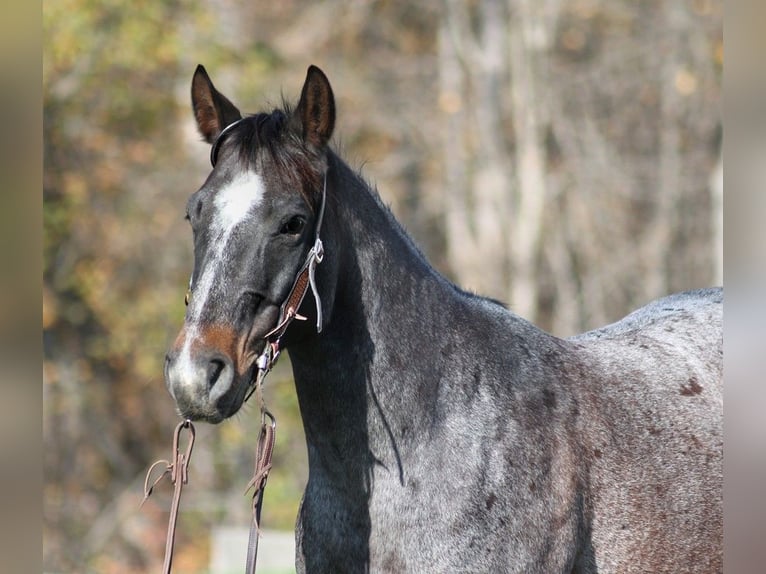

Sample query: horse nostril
[207,358,226,389]
[206,355,235,405]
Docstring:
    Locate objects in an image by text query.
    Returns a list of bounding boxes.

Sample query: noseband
[208,118,328,390]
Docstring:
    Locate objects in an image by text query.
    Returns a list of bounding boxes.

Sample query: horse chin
[174,396,227,424]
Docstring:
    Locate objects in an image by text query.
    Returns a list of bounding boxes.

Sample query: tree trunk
[507,0,550,318]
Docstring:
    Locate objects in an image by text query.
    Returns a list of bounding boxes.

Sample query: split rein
[141,401,275,574]
[143,132,328,573]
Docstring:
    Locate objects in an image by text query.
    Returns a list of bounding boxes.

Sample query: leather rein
[143,118,328,573]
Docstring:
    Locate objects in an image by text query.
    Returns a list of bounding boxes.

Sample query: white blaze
[175,171,265,386]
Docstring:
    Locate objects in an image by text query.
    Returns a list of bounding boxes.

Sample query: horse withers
[164,64,723,573]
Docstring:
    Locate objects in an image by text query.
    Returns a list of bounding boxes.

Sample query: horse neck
[287,154,457,478]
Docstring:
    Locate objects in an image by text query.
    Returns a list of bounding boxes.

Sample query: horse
[164,64,723,573]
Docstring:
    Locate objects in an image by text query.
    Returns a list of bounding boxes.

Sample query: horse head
[165,65,335,422]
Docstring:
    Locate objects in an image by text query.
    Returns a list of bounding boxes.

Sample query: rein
[143,121,328,572]
[141,420,195,574]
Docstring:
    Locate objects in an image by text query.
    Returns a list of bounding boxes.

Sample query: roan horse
[164,65,723,573]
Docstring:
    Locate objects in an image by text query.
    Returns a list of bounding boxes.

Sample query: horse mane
[327,150,510,311]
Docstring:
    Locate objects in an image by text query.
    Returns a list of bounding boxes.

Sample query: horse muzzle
[164,324,259,423]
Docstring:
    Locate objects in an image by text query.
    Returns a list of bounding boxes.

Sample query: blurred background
[43,1,722,572]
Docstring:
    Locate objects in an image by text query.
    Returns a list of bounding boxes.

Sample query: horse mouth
[209,330,273,423]
[221,360,260,420]
[166,304,281,424]
[218,302,286,417]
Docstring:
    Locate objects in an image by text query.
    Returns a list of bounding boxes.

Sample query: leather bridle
[249,168,327,389]
[211,116,327,368]
[238,171,326,574]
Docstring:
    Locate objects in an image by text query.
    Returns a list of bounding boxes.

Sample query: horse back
[568,287,722,572]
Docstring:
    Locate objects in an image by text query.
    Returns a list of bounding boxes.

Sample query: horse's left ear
[292,65,335,149]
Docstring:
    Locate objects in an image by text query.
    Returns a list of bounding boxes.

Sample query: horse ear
[293,65,335,149]
[191,65,242,144]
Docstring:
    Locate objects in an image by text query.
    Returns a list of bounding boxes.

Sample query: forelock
[219,108,324,210]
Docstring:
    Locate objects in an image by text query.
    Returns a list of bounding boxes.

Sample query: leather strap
[210,118,246,167]
[239,172,326,571]
[268,172,327,335]
[255,171,327,378]
[263,235,324,343]
[142,420,196,574]
[244,410,276,574]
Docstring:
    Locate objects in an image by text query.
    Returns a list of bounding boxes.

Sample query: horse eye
[281,216,306,235]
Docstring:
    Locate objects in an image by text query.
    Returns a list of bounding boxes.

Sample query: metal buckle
[308,239,324,332]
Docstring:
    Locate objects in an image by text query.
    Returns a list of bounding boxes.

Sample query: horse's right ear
[292,65,335,150]
[191,65,242,144]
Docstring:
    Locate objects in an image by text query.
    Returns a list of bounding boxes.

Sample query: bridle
[206,116,328,397]
[248,165,327,395]
[144,118,329,573]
